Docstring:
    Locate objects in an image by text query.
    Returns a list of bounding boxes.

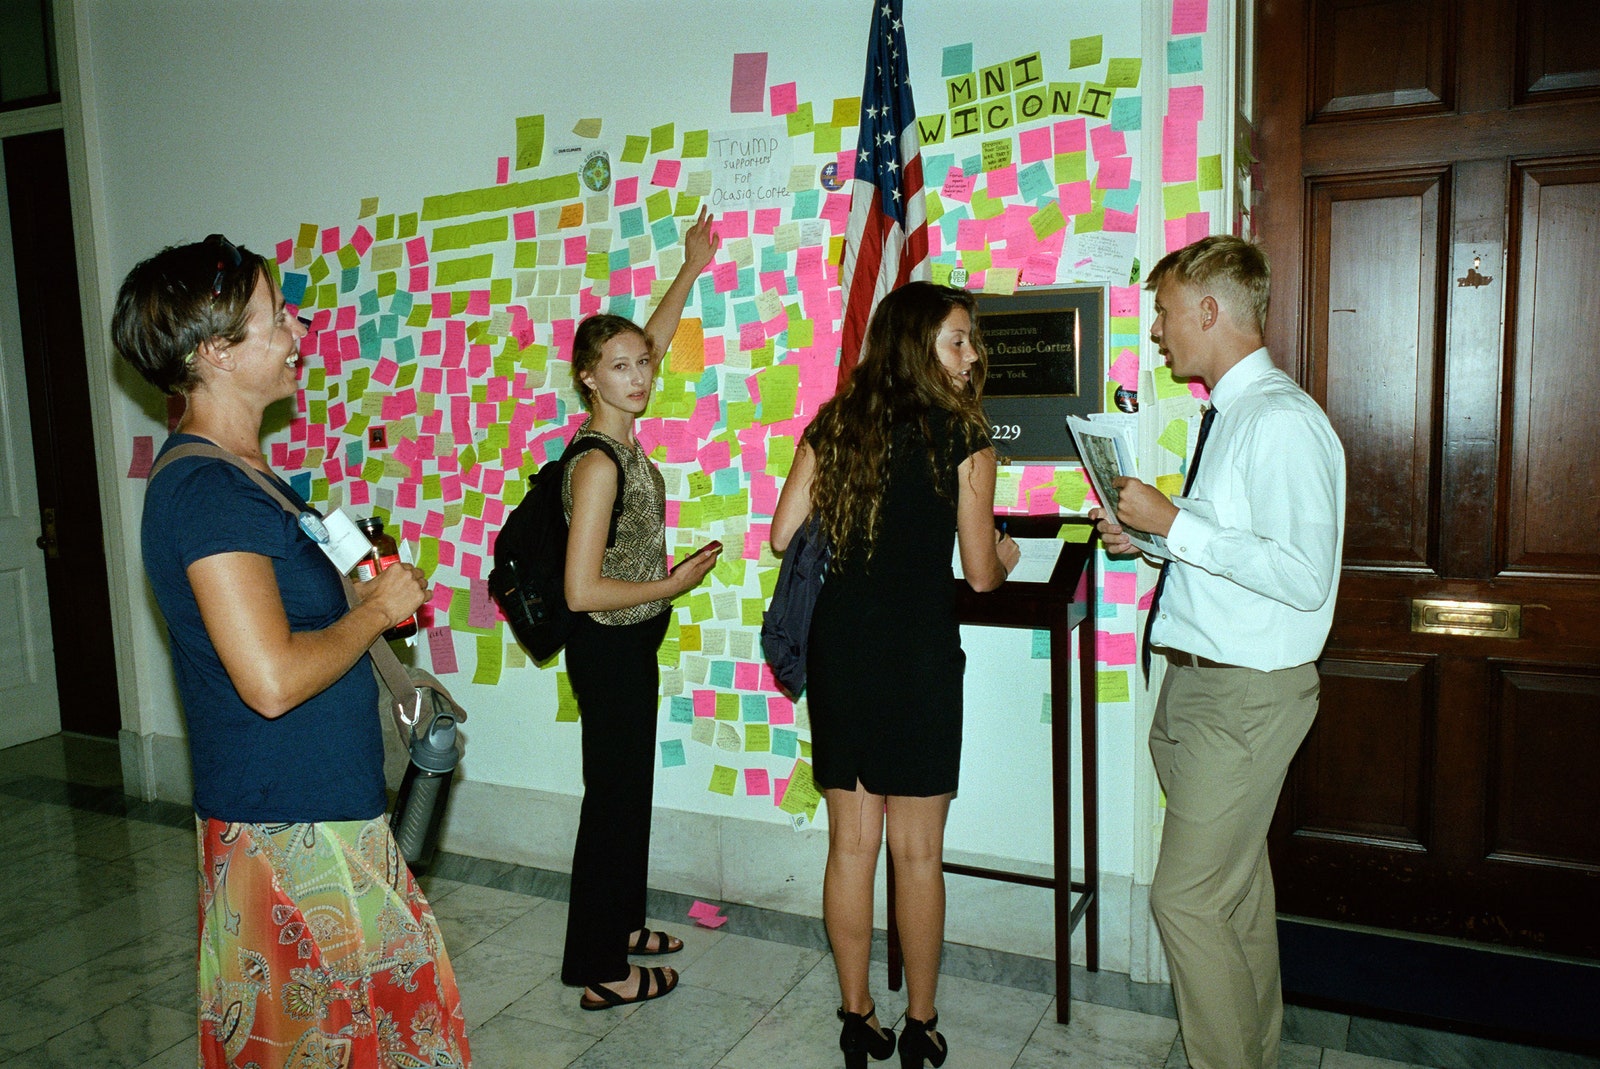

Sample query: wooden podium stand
[885,515,1098,1025]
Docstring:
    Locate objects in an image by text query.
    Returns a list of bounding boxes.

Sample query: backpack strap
[147,441,442,739]
[563,436,626,547]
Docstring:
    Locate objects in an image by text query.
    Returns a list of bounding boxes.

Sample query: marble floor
[1,734,1595,1069]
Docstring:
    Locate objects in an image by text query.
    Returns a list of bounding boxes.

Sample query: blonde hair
[1146,235,1270,334]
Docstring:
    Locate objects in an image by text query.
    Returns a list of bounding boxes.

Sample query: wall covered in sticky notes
[90,0,1232,880]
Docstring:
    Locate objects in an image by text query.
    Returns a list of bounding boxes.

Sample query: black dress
[806,410,987,797]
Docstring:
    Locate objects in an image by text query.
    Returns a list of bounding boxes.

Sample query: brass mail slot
[1410,598,1522,638]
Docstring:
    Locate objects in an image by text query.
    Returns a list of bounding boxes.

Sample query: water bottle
[390,710,459,869]
[355,516,418,640]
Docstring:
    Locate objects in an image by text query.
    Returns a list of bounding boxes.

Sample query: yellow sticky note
[516,114,545,170]
[1096,669,1130,703]
[1070,35,1103,68]
[830,96,861,127]
[573,117,602,138]
[1105,57,1142,88]
[556,672,581,721]
[709,765,738,795]
[472,635,503,685]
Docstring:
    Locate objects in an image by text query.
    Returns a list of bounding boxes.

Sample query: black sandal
[627,927,684,955]
[579,965,679,1011]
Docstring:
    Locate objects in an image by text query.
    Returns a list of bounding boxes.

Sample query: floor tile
[462,1011,599,1069]
[677,931,825,1005]
[566,980,769,1069]
[1016,998,1180,1068]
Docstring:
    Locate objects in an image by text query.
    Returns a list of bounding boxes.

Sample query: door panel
[1258,0,1600,958]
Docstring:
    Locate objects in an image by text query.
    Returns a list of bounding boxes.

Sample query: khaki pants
[1150,661,1320,1069]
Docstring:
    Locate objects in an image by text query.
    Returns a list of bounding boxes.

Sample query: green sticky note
[812,124,842,154]
[1054,152,1089,184]
[1070,35,1103,68]
[660,740,687,768]
[1106,57,1142,88]
[1159,418,1191,456]
[556,672,581,721]
[745,724,771,752]
[472,634,503,685]
[621,135,649,163]
[650,122,676,153]
[1055,469,1089,511]
[516,114,545,169]
[683,129,709,157]
[1198,154,1224,192]
[1162,182,1202,219]
[1096,669,1131,703]
[709,765,738,796]
[1030,201,1067,239]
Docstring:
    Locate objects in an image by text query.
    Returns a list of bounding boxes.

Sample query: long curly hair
[806,281,989,564]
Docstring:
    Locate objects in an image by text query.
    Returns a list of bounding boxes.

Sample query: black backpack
[761,515,829,696]
[490,436,624,661]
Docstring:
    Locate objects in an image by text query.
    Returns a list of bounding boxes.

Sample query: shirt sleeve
[1165,406,1343,611]
[167,460,292,570]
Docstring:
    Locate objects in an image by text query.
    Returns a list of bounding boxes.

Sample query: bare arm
[563,449,717,612]
[770,441,816,553]
[189,552,427,719]
[956,447,1018,592]
[643,207,720,367]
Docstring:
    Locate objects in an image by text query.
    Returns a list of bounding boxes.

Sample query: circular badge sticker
[581,150,612,193]
[820,162,845,192]
[949,267,969,287]
[1114,386,1139,413]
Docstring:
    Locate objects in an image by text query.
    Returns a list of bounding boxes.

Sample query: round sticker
[820,162,845,192]
[1114,386,1139,413]
[949,267,969,287]
[581,151,612,193]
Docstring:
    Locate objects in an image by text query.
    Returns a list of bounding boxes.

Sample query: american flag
[837,0,928,386]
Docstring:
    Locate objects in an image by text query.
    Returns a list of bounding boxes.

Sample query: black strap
[1142,403,1218,677]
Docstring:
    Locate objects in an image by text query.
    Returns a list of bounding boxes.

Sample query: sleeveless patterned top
[560,422,670,625]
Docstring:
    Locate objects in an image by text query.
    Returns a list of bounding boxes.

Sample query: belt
[1162,649,1248,670]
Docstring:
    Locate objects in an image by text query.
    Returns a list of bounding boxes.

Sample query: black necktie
[1141,403,1217,677]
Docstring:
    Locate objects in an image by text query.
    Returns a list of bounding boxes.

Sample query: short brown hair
[111,236,266,395]
[1146,235,1270,334]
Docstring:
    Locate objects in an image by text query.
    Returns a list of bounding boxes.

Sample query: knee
[886,831,944,868]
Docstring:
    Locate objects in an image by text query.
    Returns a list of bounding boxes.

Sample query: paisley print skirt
[196,816,470,1068]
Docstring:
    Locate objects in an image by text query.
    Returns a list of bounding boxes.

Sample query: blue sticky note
[280,272,308,306]
[393,336,416,364]
[544,436,567,462]
[733,299,759,326]
[1104,180,1140,215]
[942,43,974,77]
[651,216,680,250]
[924,152,956,187]
[378,313,399,340]
[734,267,756,297]
[771,728,798,757]
[709,660,735,688]
[660,739,687,768]
[608,294,635,321]
[713,468,741,495]
[359,290,381,316]
[1167,37,1203,75]
[344,441,364,467]
[1110,95,1142,132]
[388,289,413,317]
[741,693,768,722]
[696,367,720,398]
[1018,162,1054,202]
[1095,598,1119,619]
[609,248,631,271]
[340,265,360,293]
[700,291,727,328]
[760,246,789,272]
[357,319,380,360]
[669,696,694,724]
[288,472,312,500]
[1032,629,1052,658]
[791,189,820,218]
[619,207,645,239]
[961,154,982,176]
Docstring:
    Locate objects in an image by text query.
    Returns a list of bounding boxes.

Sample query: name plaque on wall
[977,287,1105,460]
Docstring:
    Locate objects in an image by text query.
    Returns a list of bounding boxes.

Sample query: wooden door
[2,128,121,738]
[1256,0,1600,958]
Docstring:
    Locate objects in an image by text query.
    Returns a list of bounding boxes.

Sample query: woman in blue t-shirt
[112,235,470,1068]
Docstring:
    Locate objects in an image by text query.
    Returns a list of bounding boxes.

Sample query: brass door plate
[1410,598,1522,638]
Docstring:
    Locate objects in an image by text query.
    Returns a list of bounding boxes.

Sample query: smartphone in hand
[696,541,723,558]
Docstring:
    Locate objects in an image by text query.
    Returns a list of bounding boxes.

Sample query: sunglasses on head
[206,233,242,301]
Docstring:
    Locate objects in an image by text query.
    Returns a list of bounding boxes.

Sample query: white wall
[67,0,1235,969]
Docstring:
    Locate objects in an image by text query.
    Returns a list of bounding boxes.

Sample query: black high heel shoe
[837,1002,896,1069]
[898,1013,947,1068]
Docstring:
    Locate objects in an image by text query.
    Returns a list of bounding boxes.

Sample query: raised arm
[643,207,720,366]
[189,552,427,718]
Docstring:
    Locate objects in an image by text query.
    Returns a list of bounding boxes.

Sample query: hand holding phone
[696,540,723,558]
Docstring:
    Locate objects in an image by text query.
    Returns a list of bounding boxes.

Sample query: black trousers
[560,609,670,986]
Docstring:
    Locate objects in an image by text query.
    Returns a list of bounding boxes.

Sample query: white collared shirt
[1151,348,1347,671]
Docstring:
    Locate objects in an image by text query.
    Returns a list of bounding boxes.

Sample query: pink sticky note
[614,176,639,205]
[1053,118,1088,154]
[127,436,154,479]
[1172,0,1208,34]
[986,164,1019,197]
[1103,570,1137,605]
[735,662,760,690]
[1109,349,1140,391]
[1187,211,1212,243]
[468,577,496,629]
[1059,181,1093,215]
[466,289,491,315]
[768,696,794,724]
[496,156,509,184]
[1165,218,1189,252]
[1096,630,1138,666]
[688,900,723,920]
[731,52,768,112]
[1168,85,1205,121]
[1104,208,1139,232]
[1018,126,1053,164]
[1096,155,1133,189]
[1091,124,1126,161]
[754,208,781,234]
[1162,117,1199,182]
[941,170,975,202]
[513,211,537,240]
[956,217,986,251]
[427,627,459,674]
[693,690,717,717]
[321,227,341,254]
[696,913,729,929]
[564,235,587,265]
[770,81,798,116]
[651,158,682,187]
[745,768,771,796]
[1109,285,1140,318]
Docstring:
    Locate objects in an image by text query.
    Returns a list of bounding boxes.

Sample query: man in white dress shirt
[1092,236,1346,1069]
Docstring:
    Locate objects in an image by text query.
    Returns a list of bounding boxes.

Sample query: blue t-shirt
[142,434,385,822]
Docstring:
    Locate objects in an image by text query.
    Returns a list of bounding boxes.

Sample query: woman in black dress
[772,281,1019,1069]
